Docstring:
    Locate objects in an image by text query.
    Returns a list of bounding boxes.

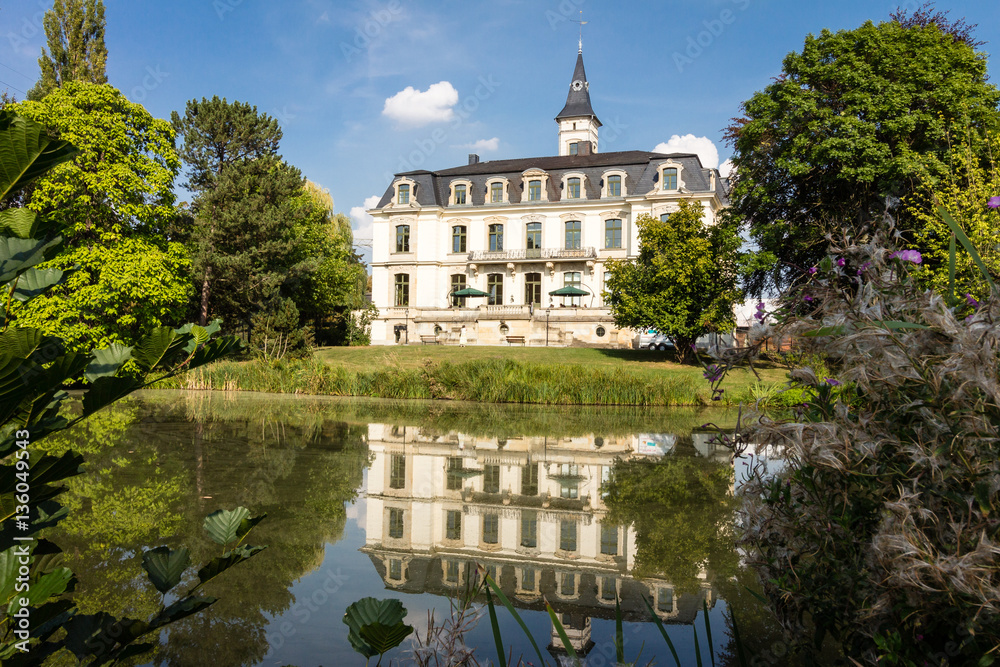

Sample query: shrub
[733,225,999,665]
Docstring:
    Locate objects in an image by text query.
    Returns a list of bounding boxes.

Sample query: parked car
[636,329,675,351]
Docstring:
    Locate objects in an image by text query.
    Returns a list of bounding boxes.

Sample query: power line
[0,61,33,82]
[0,78,27,95]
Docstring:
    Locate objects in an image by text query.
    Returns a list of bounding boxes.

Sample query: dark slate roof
[555,51,600,125]
[374,150,728,209]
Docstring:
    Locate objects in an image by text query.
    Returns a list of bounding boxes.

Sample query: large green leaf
[202,507,250,546]
[343,597,409,659]
[196,545,267,588]
[0,111,79,201]
[0,235,62,284]
[148,596,216,631]
[81,375,142,417]
[8,567,74,615]
[11,266,72,303]
[358,622,414,656]
[0,327,43,359]
[131,326,184,371]
[141,546,189,594]
[0,209,47,239]
[236,512,266,541]
[189,336,242,368]
[84,344,133,382]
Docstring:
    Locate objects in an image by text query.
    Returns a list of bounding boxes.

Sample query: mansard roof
[374,151,727,209]
[555,51,600,124]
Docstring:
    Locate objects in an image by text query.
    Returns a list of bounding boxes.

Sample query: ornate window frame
[657,160,685,192]
[561,172,587,200]
[393,176,418,206]
[520,168,550,203]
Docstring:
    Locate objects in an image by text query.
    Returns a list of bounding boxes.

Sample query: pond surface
[42,390,787,666]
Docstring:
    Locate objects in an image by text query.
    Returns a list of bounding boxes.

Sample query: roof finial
[571,10,587,53]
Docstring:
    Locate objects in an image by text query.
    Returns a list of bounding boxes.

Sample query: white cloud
[719,158,734,178]
[382,81,459,126]
[349,195,381,242]
[458,137,499,152]
[653,134,720,169]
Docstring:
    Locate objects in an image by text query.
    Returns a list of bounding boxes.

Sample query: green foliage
[28,0,107,100]
[728,15,1000,294]
[0,108,251,664]
[906,129,1000,299]
[604,202,743,362]
[343,597,413,662]
[11,82,191,351]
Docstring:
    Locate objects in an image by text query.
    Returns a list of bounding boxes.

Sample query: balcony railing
[467,247,596,262]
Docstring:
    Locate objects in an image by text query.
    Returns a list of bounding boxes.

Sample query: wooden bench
[505,336,526,346]
[420,335,440,345]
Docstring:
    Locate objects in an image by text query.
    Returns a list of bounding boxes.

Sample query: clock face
[571,80,584,91]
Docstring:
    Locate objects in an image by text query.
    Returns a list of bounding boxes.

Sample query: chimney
[468,154,480,165]
[577,141,592,156]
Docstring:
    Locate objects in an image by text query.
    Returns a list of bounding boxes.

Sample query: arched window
[489,224,504,252]
[454,183,466,204]
[394,274,409,306]
[565,220,581,249]
[526,222,541,252]
[487,273,504,305]
[524,272,542,305]
[452,225,467,253]
[397,183,410,204]
[395,224,410,252]
[607,174,622,197]
[567,177,581,199]
[451,274,467,307]
[490,181,504,203]
[528,179,541,201]
[605,219,622,249]
[662,168,678,190]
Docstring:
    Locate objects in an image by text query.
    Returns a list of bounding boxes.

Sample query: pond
[40,390,789,666]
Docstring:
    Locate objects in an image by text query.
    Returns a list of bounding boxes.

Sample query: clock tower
[555,48,601,156]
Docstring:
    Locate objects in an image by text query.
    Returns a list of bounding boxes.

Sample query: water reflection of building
[361,424,722,659]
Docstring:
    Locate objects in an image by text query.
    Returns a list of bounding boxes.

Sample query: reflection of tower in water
[361,423,726,659]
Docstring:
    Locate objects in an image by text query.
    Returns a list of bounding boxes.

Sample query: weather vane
[571,10,587,53]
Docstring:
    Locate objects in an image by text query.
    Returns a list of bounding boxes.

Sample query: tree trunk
[199,265,211,326]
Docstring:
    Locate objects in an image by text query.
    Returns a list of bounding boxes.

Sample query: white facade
[368,50,728,347]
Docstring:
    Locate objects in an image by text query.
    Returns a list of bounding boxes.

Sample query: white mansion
[369,49,729,346]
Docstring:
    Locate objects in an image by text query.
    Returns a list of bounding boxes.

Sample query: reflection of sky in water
[51,392,773,666]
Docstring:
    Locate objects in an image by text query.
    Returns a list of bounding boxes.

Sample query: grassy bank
[159,347,791,406]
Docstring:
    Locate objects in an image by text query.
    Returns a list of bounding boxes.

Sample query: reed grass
[156,355,761,406]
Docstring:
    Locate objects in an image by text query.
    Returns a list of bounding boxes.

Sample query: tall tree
[28,0,108,100]
[726,12,1000,295]
[12,82,191,351]
[171,97,282,325]
[604,202,743,363]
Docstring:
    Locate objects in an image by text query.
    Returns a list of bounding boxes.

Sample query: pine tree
[28,0,108,100]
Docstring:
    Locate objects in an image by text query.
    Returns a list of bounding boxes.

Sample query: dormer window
[567,177,581,199]
[607,175,621,197]
[454,184,466,204]
[397,183,410,204]
[662,168,678,190]
[528,180,541,201]
[489,181,505,203]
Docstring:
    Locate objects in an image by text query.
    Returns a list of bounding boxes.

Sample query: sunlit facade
[368,49,728,346]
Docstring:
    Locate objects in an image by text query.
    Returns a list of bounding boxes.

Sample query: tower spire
[572,10,587,53]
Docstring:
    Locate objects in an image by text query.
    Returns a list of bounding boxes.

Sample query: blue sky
[3,0,1000,262]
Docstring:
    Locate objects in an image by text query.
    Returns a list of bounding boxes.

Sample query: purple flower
[703,365,724,382]
[836,257,846,267]
[857,262,871,275]
[754,302,766,322]
[966,293,980,308]
[808,267,818,275]
[988,196,1000,209]
[890,249,922,264]
[825,378,840,386]
[804,295,814,302]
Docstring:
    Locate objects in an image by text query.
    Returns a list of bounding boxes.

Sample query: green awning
[451,287,490,297]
